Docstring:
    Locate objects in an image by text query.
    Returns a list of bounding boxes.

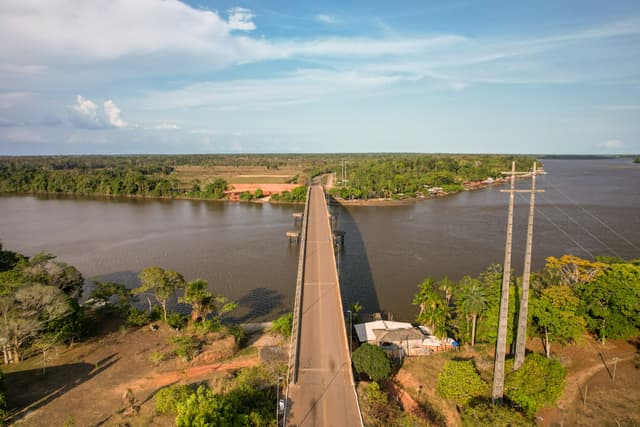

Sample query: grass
[172,165,301,186]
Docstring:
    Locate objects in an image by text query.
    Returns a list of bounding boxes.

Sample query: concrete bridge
[284,184,363,426]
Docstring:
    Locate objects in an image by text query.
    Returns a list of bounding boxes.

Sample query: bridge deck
[287,185,361,426]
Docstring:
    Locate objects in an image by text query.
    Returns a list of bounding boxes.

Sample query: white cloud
[134,69,421,111]
[68,96,128,129]
[0,0,263,64]
[315,14,339,25]
[228,7,256,31]
[155,123,180,130]
[103,100,127,128]
[598,139,624,149]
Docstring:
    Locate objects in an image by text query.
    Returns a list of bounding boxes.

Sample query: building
[354,320,454,358]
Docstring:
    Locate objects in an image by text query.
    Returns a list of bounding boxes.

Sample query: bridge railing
[286,185,311,386]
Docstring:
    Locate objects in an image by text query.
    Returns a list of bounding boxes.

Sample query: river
[1,158,639,322]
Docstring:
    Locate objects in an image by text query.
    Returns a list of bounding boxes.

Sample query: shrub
[352,344,393,382]
[149,351,165,365]
[437,360,487,406]
[166,312,188,330]
[172,335,200,362]
[225,325,247,347]
[191,318,223,334]
[504,353,566,417]
[461,398,533,427]
[156,384,195,415]
[272,312,293,338]
[126,306,151,326]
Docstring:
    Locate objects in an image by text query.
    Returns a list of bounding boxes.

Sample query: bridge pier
[286,231,300,244]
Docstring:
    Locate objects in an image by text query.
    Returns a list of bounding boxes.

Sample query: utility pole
[514,162,544,370]
[492,161,517,402]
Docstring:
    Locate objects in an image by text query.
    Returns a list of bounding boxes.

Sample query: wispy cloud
[315,14,340,25]
[598,139,624,149]
[228,7,256,31]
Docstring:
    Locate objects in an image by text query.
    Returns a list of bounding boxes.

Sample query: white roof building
[354,320,414,344]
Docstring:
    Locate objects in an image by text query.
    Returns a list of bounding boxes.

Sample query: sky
[0,0,639,155]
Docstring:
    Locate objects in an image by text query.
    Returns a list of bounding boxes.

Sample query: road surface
[287,185,362,426]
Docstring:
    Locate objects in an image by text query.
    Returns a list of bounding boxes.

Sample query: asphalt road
[287,185,362,427]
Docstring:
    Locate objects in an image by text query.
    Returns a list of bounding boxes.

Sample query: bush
[504,353,566,417]
[437,360,487,406]
[225,325,247,347]
[191,318,223,334]
[126,306,151,326]
[166,312,188,330]
[149,351,165,365]
[461,398,533,427]
[352,344,393,382]
[272,312,293,338]
[156,384,196,415]
[172,335,200,362]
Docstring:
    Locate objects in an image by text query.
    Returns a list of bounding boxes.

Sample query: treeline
[634,156,640,164]
[413,255,640,351]
[328,154,536,200]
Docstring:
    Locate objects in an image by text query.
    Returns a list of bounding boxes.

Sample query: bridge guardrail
[286,185,311,387]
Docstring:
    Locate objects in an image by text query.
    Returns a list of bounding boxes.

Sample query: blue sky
[0,0,639,155]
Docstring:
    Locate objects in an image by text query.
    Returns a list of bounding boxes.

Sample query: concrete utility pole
[492,161,517,402]
[514,162,544,370]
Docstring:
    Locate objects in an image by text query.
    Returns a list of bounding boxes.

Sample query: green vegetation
[271,312,293,338]
[352,343,393,382]
[330,154,535,200]
[437,360,487,405]
[634,156,640,163]
[460,399,533,427]
[171,335,201,362]
[359,381,428,427]
[154,365,282,426]
[504,354,567,417]
[269,185,308,202]
[0,246,86,363]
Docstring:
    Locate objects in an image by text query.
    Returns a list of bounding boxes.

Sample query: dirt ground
[3,324,286,427]
[172,165,301,185]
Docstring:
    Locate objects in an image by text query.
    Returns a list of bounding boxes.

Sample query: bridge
[284,184,363,426]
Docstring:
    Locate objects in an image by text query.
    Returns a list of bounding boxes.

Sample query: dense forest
[329,154,535,200]
[0,154,536,202]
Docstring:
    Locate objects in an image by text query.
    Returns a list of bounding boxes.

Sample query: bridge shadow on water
[329,196,381,317]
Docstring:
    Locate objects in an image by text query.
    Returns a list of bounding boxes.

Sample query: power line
[538,193,623,258]
[542,178,640,252]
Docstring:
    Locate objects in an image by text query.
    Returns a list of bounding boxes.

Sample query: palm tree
[438,277,454,307]
[412,278,447,337]
[458,277,487,346]
[180,279,237,324]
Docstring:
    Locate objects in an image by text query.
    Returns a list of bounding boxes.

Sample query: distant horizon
[1,1,639,155]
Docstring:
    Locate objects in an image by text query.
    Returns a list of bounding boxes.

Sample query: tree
[438,276,454,307]
[578,263,640,343]
[352,343,393,382]
[179,279,212,323]
[530,285,584,357]
[179,279,236,325]
[23,253,85,300]
[504,354,566,417]
[457,276,487,346]
[90,280,131,307]
[135,267,185,322]
[412,277,447,337]
[0,284,72,362]
[544,255,607,287]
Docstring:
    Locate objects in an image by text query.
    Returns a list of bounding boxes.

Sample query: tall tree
[458,276,487,346]
[530,285,584,357]
[0,284,72,362]
[438,276,454,307]
[179,279,237,324]
[412,278,447,337]
[136,267,185,322]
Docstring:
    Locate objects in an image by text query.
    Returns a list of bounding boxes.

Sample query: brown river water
[1,158,639,322]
